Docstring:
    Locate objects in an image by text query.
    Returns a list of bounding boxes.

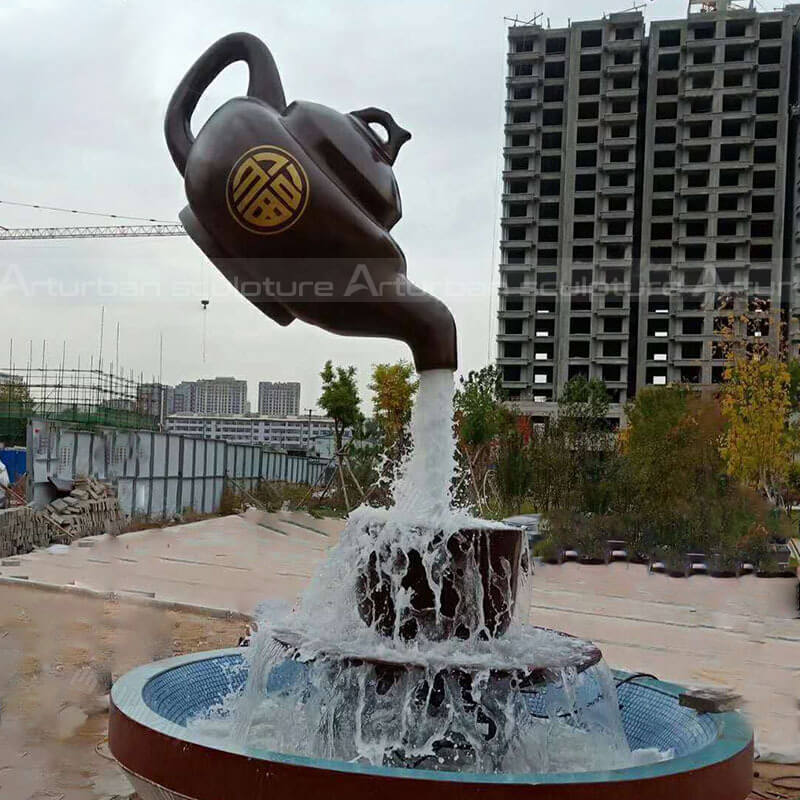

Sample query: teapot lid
[283,102,411,230]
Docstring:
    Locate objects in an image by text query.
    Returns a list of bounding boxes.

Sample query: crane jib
[0,224,186,240]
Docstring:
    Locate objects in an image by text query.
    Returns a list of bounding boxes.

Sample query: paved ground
[1,509,798,798]
[0,509,338,614]
[0,582,242,800]
[528,560,799,760]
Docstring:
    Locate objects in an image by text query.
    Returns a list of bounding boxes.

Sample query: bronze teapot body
[166,33,456,371]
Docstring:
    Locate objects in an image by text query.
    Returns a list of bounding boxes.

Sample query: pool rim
[109,647,753,788]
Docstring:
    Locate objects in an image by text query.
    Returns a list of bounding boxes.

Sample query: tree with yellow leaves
[368,361,418,452]
[720,350,794,505]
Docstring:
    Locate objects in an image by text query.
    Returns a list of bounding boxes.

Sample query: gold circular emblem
[226,145,309,235]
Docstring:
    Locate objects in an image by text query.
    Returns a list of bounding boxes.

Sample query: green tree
[317,361,362,453]
[787,359,800,410]
[623,384,691,503]
[316,361,365,511]
[493,413,535,516]
[556,376,616,515]
[624,387,741,558]
[0,380,31,404]
[0,379,33,447]
[558,375,610,424]
[454,366,504,452]
[368,361,418,452]
[623,385,695,555]
[526,420,578,512]
[453,366,505,512]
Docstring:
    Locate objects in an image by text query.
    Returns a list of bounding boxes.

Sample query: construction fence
[28,419,330,518]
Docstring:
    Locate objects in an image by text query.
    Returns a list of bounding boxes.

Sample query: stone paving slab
[0,513,334,614]
[534,559,798,618]
[528,561,799,759]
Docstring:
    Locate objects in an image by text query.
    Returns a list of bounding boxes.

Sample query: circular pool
[109,648,753,800]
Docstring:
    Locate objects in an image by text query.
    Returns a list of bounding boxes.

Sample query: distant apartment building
[137,383,175,422]
[258,381,301,416]
[166,413,335,454]
[498,0,800,423]
[173,381,197,413]
[195,377,248,415]
[172,377,248,415]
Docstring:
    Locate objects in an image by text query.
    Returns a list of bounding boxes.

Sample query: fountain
[109,33,753,800]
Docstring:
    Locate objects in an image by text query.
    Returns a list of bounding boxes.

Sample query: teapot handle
[165,32,286,175]
[351,108,411,165]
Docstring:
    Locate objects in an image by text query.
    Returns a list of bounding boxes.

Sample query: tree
[623,385,691,508]
[493,412,535,516]
[526,420,578,513]
[0,379,33,447]
[0,380,31,405]
[556,376,616,514]
[623,386,725,556]
[317,361,362,453]
[721,352,794,505]
[787,359,800,410]
[621,385,787,565]
[368,361,418,452]
[316,361,365,511]
[453,366,505,511]
[558,375,610,424]
[453,366,504,452]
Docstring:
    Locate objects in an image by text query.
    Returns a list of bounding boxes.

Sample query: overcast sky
[0,0,689,413]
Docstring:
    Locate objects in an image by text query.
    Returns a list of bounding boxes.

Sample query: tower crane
[0,199,187,240]
[0,201,205,361]
[0,223,186,240]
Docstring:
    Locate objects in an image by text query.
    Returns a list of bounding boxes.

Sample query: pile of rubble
[40,477,123,540]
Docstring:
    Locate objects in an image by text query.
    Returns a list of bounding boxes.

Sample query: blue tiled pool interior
[141,652,718,758]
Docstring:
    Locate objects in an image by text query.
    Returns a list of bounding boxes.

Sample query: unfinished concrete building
[498,1,800,424]
[639,3,799,388]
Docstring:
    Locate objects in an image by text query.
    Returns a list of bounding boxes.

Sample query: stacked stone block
[0,506,52,558]
[0,477,122,558]
[40,477,122,539]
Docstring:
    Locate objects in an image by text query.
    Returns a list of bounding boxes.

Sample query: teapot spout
[391,278,458,373]
[177,208,457,371]
[285,275,457,373]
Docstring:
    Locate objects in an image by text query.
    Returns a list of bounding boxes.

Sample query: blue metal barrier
[0,448,26,483]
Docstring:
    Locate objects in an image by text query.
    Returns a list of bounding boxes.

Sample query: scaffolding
[0,366,158,446]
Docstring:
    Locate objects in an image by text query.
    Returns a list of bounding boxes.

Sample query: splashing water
[188,370,672,773]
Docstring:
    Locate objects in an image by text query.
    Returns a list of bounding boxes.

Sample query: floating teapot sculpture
[165,33,457,371]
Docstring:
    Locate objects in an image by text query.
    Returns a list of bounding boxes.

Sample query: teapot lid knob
[350,107,411,165]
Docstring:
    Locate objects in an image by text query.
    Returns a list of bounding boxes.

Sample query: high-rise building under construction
[497,1,800,425]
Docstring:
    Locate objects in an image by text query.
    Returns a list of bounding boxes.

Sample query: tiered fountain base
[267,623,604,772]
[109,647,753,800]
[109,524,752,797]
